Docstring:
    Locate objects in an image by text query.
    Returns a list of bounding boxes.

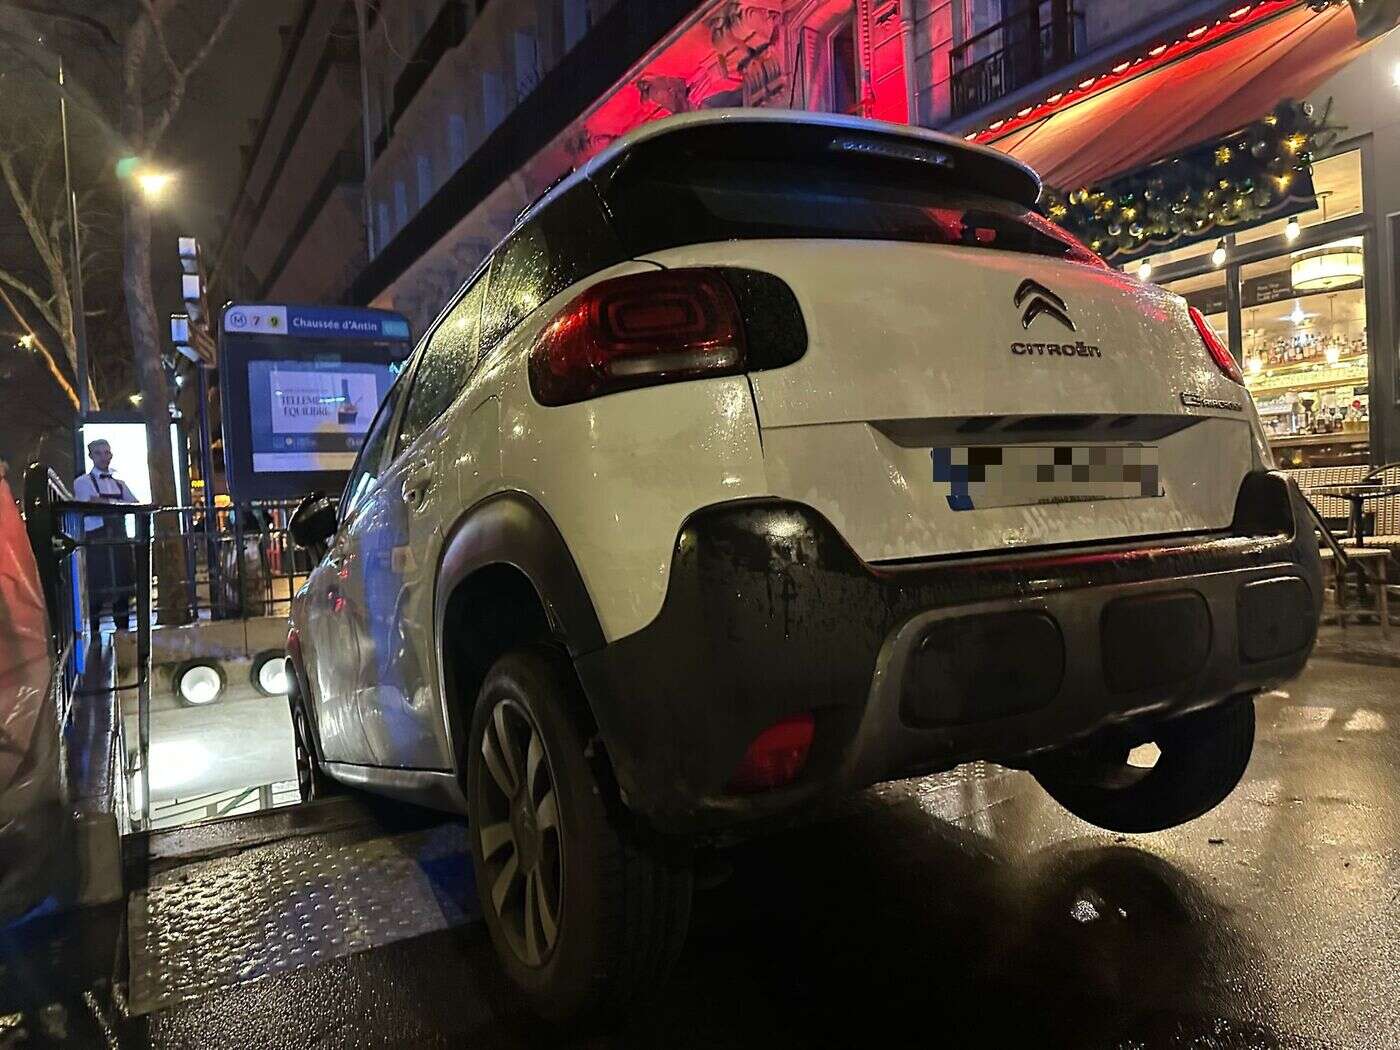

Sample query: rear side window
[342,378,405,520]
[396,277,485,454]
[596,122,1097,265]
[479,182,623,353]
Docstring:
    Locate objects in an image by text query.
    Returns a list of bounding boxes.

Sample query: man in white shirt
[73,439,139,633]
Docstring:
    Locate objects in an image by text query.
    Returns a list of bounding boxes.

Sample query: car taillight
[529,269,746,406]
[727,713,815,794]
[1189,305,1242,384]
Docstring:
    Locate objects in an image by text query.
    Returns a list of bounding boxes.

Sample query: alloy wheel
[292,706,314,801]
[476,697,564,967]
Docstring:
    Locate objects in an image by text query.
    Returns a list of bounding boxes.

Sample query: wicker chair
[1280,465,1368,535]
[1283,464,1395,635]
[1356,461,1400,547]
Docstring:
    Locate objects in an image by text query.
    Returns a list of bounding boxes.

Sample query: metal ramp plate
[126,820,477,1016]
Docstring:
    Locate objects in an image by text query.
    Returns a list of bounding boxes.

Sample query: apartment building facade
[231,0,1400,463]
[217,0,369,304]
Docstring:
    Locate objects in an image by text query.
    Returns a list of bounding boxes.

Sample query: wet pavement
[5,656,1399,1048]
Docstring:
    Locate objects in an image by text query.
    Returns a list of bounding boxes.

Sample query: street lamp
[137,169,175,200]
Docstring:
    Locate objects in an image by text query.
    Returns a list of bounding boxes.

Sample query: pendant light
[1290,191,1363,291]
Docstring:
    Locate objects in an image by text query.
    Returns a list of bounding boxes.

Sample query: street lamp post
[58,57,91,416]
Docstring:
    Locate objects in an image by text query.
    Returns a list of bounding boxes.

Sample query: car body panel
[355,413,456,769]
[304,513,376,764]
[637,239,1261,563]
[491,268,770,644]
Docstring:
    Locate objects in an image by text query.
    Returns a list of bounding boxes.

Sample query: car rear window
[595,122,1097,265]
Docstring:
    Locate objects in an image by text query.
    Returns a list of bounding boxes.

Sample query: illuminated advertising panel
[219,304,412,501]
[76,417,187,533]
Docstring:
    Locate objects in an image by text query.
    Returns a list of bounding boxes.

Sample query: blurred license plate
[931,445,1161,511]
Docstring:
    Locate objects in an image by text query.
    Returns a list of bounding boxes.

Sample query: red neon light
[969,1,1297,145]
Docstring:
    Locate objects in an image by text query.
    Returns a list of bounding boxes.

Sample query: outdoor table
[1305,483,1400,547]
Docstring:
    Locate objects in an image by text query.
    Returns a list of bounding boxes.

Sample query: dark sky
[152,1,288,322]
[1,1,288,477]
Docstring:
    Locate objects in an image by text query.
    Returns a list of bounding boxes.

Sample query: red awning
[990,4,1372,189]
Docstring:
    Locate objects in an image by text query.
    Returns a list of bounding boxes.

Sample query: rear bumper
[575,471,1321,837]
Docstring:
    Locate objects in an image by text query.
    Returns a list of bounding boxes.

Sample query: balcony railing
[950,0,1085,119]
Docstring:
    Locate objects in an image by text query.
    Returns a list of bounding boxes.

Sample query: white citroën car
[286,110,1321,1022]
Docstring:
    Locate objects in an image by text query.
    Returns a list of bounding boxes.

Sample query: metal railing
[24,464,156,830]
[156,498,310,625]
[147,781,301,830]
[950,0,1085,118]
[22,464,319,832]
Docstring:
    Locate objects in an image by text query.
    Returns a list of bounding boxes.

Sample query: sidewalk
[1312,620,1400,667]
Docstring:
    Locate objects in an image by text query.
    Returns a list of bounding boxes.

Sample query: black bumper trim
[575,471,1321,836]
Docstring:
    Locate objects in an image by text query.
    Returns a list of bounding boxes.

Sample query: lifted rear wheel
[467,644,692,1025]
[1033,694,1256,833]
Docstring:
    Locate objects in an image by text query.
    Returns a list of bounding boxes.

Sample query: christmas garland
[1043,100,1339,263]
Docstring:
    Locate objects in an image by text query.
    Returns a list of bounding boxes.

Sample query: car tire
[467,643,693,1026]
[1032,694,1256,834]
[289,697,335,802]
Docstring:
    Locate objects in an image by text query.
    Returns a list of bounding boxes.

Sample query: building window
[515,29,540,100]
[448,113,467,170]
[416,152,434,208]
[482,70,505,132]
[394,179,408,228]
[829,19,859,115]
[563,0,589,51]
[376,200,391,252]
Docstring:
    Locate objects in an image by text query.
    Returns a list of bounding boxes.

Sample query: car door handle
[402,474,433,510]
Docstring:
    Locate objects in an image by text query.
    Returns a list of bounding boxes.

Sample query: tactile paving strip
[126,822,477,1016]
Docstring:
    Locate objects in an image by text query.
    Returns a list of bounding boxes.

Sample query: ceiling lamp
[1291,238,1363,291]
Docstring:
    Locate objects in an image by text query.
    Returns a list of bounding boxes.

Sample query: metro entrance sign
[218,303,413,502]
[222,304,412,342]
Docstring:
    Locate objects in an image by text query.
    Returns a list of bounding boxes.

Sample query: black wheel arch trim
[432,491,606,781]
[434,490,606,659]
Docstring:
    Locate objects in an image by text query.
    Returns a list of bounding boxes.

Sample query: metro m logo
[1014,279,1076,332]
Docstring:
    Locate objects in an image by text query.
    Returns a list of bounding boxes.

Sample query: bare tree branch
[0,266,53,319]
[145,0,245,149]
[0,150,62,291]
[139,0,180,82]
[0,0,119,48]
[0,281,78,408]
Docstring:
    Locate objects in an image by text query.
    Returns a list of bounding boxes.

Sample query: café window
[1241,237,1368,466]
[1125,146,1369,467]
